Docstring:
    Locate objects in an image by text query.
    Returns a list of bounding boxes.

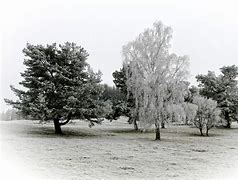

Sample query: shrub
[192,96,220,136]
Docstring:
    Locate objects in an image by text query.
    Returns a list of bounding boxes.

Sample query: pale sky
[0,0,238,112]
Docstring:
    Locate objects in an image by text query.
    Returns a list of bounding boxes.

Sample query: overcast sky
[0,0,237,112]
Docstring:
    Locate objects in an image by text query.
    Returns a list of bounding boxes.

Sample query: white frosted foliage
[192,96,220,135]
[122,21,189,130]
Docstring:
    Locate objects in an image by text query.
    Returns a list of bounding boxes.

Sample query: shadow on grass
[22,123,231,140]
[107,128,156,134]
[25,126,103,138]
[107,128,141,134]
[187,132,223,137]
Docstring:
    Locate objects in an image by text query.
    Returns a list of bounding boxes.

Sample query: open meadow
[0,118,238,180]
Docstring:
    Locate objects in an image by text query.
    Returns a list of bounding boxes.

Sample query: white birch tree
[122,21,189,140]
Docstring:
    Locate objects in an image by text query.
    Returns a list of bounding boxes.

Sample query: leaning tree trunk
[155,122,160,140]
[53,112,72,134]
[53,118,63,134]
[128,116,138,130]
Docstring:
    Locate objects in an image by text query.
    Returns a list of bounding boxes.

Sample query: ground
[0,118,238,180]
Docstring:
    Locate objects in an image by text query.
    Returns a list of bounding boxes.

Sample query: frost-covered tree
[166,104,186,123]
[182,102,198,125]
[5,42,104,134]
[196,65,238,128]
[192,96,220,136]
[122,21,189,140]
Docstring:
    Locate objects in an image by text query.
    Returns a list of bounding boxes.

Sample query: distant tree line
[0,109,22,120]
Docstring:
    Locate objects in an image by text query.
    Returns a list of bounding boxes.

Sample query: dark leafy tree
[100,84,124,104]
[184,85,199,103]
[5,42,104,134]
[196,65,238,128]
[112,67,138,130]
[99,84,127,120]
[112,68,127,96]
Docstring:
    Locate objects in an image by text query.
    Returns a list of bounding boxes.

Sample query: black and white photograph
[0,0,238,179]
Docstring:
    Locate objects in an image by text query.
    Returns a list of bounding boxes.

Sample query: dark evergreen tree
[112,68,127,96]
[99,84,127,120]
[5,42,104,134]
[112,67,138,130]
[100,84,125,105]
[196,65,238,128]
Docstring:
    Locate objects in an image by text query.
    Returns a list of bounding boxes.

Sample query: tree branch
[59,112,72,126]
[88,118,104,128]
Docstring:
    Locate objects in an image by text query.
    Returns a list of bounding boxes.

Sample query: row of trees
[111,65,238,137]
[4,21,238,140]
[110,22,238,139]
[196,65,238,128]
[111,21,238,138]
[0,109,22,121]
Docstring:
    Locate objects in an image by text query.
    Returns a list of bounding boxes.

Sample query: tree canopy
[196,65,238,128]
[112,67,138,129]
[192,96,220,136]
[122,21,190,140]
[99,84,127,120]
[5,42,104,134]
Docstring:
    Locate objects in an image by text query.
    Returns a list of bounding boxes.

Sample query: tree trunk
[53,119,63,134]
[133,119,138,131]
[199,128,203,136]
[161,121,165,129]
[206,128,209,136]
[155,123,160,140]
[224,111,231,128]
[185,117,188,125]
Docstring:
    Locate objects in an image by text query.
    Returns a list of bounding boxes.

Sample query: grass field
[0,118,238,180]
